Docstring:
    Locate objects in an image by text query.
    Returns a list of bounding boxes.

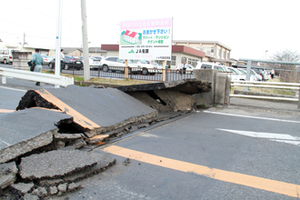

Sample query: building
[173,40,233,66]
[101,44,206,68]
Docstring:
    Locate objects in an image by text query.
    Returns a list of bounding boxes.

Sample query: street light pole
[55,0,63,78]
[81,0,90,81]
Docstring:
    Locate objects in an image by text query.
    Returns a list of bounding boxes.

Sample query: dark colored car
[48,56,83,70]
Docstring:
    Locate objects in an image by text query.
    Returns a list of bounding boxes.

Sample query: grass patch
[88,77,151,85]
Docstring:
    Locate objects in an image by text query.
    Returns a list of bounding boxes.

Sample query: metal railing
[0,67,74,87]
[230,80,300,110]
[55,66,194,82]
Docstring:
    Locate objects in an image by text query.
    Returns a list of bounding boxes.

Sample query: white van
[0,49,19,64]
[195,62,228,72]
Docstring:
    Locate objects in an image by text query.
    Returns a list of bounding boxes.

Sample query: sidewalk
[229,97,299,113]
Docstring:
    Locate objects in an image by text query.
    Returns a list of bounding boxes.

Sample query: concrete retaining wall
[193,69,231,106]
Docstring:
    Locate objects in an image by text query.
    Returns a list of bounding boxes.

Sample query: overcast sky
[1,0,299,60]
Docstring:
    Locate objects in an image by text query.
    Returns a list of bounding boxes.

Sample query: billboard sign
[119,18,172,61]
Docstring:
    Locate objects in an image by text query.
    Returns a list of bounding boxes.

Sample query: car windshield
[139,60,148,64]
[237,69,246,74]
[130,60,139,64]
[228,68,238,74]
[202,64,212,69]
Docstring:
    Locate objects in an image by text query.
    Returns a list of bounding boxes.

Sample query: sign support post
[125,59,129,79]
[162,60,167,82]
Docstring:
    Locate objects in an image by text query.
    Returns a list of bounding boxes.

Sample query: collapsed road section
[117,79,211,112]
[0,79,211,199]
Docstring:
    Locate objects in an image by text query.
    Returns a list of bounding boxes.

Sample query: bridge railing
[230,80,300,111]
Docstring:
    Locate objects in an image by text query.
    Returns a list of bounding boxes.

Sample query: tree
[271,49,300,62]
[271,49,300,82]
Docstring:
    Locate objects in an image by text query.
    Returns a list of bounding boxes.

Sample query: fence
[54,66,194,82]
[230,80,300,110]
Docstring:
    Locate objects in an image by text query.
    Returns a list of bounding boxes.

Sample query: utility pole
[55,0,63,78]
[81,0,90,81]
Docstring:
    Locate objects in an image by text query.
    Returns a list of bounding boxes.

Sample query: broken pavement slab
[0,161,18,189]
[16,85,158,137]
[19,149,116,181]
[19,149,99,180]
[0,108,73,164]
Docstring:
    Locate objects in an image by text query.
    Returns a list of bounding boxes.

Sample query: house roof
[62,47,106,54]
[173,40,232,50]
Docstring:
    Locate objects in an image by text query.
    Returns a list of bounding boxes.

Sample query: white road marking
[0,139,10,146]
[218,128,300,146]
[0,86,27,92]
[202,110,300,124]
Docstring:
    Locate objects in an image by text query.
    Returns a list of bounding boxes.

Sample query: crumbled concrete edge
[16,90,60,111]
[1,151,116,199]
[86,110,192,145]
[85,110,159,138]
[0,129,56,164]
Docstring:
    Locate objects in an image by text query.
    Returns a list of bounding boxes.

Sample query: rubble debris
[68,182,82,191]
[0,150,115,199]
[49,185,58,195]
[57,183,68,193]
[0,161,18,190]
[23,193,39,200]
[31,187,47,198]
[123,158,131,166]
[10,182,34,195]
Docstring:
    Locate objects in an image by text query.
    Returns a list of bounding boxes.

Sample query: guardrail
[230,80,300,110]
[0,67,74,87]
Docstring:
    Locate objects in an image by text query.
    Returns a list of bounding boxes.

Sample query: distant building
[101,44,205,68]
[173,40,233,66]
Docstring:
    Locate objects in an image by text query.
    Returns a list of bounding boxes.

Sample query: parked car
[99,56,126,72]
[80,56,102,69]
[89,57,101,69]
[237,68,258,81]
[184,64,195,74]
[227,67,244,81]
[195,62,229,72]
[129,59,157,75]
[251,69,262,81]
[48,56,83,70]
[41,55,52,65]
[0,49,19,64]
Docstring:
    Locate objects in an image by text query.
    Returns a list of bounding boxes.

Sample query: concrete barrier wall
[215,73,231,105]
[192,69,230,106]
[192,69,216,106]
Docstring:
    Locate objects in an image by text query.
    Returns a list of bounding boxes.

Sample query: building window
[211,47,214,54]
[187,58,199,67]
[171,55,176,66]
